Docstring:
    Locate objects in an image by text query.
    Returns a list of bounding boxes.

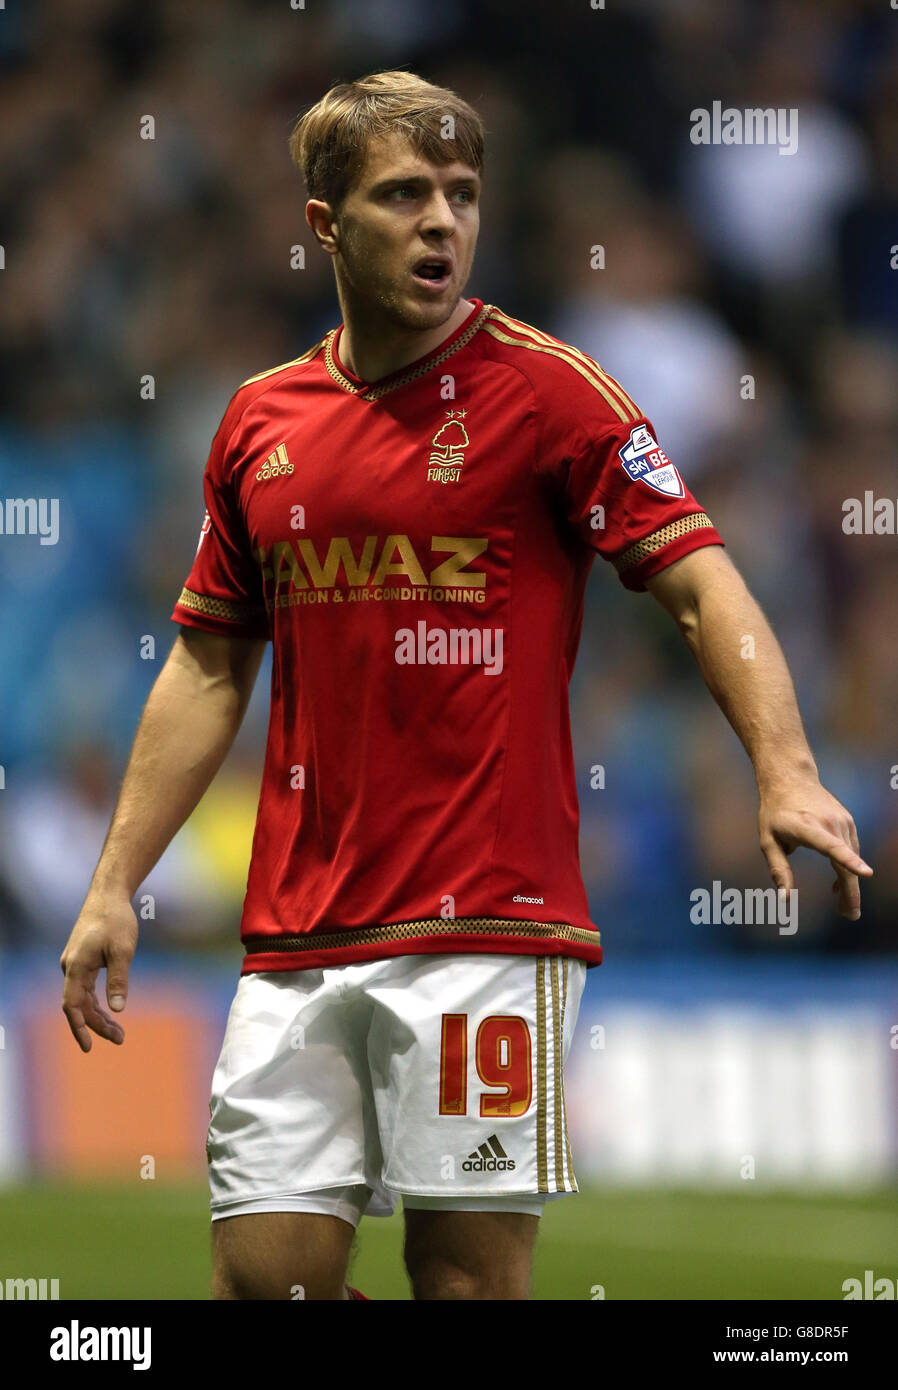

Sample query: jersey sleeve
[534,355,724,591]
[171,396,270,639]
[560,412,724,590]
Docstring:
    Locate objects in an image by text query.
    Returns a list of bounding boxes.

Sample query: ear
[306,199,339,255]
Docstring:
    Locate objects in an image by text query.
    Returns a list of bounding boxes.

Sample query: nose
[421,189,457,237]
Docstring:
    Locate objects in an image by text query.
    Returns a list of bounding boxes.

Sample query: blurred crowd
[0,0,896,957]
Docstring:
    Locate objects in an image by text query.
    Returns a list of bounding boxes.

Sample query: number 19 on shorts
[438,1014,533,1117]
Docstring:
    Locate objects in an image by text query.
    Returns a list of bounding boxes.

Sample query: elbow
[675,599,701,654]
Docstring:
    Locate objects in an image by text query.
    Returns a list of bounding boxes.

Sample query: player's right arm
[60,626,266,1051]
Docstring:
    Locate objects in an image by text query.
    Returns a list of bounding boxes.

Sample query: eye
[391,184,418,200]
[453,188,476,204]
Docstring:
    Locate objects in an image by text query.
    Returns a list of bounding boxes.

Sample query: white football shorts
[207,951,587,1226]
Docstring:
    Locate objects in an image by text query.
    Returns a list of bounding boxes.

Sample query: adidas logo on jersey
[256,442,294,481]
[461,1134,516,1173]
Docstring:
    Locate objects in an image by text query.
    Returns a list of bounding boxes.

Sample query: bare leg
[211,1211,356,1300]
[404,1210,539,1300]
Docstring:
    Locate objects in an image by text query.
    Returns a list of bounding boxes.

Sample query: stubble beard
[337,225,461,333]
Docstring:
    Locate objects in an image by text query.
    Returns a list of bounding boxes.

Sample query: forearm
[646,546,869,912]
[88,638,253,901]
[677,567,817,791]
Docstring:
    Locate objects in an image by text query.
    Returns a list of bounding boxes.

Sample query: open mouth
[412,257,452,289]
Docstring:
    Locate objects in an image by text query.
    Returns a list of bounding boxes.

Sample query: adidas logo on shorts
[461,1134,516,1173]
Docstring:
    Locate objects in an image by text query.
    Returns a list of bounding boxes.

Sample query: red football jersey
[171,299,723,973]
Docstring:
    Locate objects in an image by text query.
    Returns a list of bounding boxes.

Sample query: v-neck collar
[324,298,491,402]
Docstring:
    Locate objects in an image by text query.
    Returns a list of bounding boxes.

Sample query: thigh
[211,1210,355,1300]
[368,954,587,1200]
[208,970,392,1217]
[403,1207,539,1300]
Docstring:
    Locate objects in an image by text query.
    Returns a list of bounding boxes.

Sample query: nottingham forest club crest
[618,424,685,499]
[427,409,470,484]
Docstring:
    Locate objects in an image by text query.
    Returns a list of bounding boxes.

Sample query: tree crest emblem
[427,409,470,483]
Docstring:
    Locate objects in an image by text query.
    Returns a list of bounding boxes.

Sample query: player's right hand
[60,898,138,1052]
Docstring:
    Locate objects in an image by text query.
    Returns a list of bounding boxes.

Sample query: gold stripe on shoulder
[240,336,328,387]
[488,308,641,421]
[490,307,641,418]
[483,317,634,424]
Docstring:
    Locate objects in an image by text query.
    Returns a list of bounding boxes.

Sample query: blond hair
[289,69,485,212]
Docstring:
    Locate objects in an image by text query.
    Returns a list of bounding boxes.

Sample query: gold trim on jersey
[243,915,600,956]
[240,337,328,387]
[536,958,549,1192]
[175,586,265,625]
[482,320,634,424]
[613,511,716,575]
[323,302,494,401]
[487,308,641,422]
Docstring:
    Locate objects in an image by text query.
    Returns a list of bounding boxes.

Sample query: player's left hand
[758,777,872,919]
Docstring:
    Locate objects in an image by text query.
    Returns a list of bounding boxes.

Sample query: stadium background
[1,0,897,1299]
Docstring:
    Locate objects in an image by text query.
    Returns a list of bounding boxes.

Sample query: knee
[406,1252,529,1301]
[210,1216,350,1300]
[211,1255,344,1300]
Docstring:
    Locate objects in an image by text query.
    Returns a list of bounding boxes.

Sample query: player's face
[331,132,481,330]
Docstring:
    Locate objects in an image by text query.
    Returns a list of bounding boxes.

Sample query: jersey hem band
[241,918,602,974]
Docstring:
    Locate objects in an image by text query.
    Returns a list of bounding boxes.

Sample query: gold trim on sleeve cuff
[175,586,265,626]
[612,511,715,574]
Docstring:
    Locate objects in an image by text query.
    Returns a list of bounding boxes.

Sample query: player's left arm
[644,543,872,918]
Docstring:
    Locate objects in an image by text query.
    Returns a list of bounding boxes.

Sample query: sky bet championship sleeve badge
[618,424,685,499]
[195,510,212,555]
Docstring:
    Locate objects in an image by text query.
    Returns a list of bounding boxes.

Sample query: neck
[335,290,475,383]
